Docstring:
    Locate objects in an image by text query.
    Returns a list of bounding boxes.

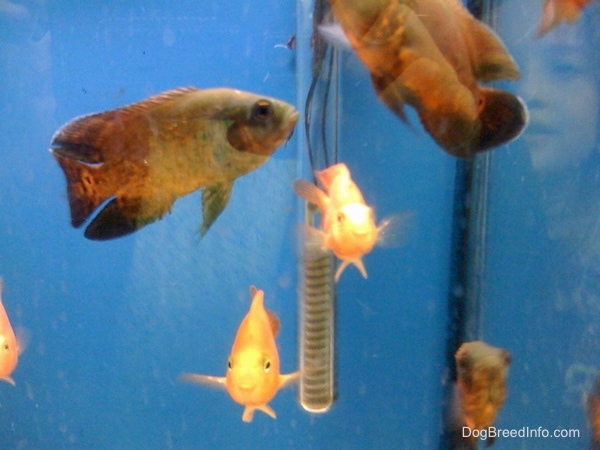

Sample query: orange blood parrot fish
[0,280,25,386]
[328,0,528,158]
[453,341,511,447]
[180,286,300,422]
[538,0,594,36]
[293,163,408,282]
[587,376,600,448]
[50,87,298,240]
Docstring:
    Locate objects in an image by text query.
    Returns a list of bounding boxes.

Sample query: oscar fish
[328,0,528,158]
[294,163,407,282]
[454,341,511,447]
[538,0,594,36]
[50,87,298,240]
[0,280,25,386]
[180,286,300,422]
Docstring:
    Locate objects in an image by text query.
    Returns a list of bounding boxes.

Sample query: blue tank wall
[0,0,496,448]
[466,2,600,449]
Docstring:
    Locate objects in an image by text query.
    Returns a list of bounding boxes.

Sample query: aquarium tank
[0,0,599,448]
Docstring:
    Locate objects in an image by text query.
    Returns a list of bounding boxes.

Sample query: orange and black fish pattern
[50,87,298,240]
[329,0,528,157]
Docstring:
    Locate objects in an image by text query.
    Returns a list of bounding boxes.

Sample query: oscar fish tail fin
[475,88,528,153]
[51,150,110,229]
[51,150,169,240]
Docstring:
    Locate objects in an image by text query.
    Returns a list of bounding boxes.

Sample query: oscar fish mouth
[283,110,299,142]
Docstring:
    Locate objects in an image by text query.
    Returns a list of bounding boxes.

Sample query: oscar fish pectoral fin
[200,182,234,237]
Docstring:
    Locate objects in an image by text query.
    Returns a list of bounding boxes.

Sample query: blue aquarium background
[0,0,599,448]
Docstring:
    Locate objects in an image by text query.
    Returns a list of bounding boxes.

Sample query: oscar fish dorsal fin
[51,87,201,163]
[453,5,520,82]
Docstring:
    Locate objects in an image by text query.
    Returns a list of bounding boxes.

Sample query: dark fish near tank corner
[50,87,298,240]
[328,0,528,158]
[452,341,511,448]
[538,0,594,36]
[179,286,300,422]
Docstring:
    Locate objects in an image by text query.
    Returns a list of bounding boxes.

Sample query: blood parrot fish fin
[14,326,29,357]
[248,285,280,337]
[279,370,301,389]
[242,404,276,423]
[298,224,330,261]
[0,375,15,386]
[200,182,234,237]
[293,179,329,212]
[178,373,227,390]
[266,310,280,339]
[335,258,367,282]
[376,211,416,248]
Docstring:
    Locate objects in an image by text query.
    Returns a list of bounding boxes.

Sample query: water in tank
[0,0,598,448]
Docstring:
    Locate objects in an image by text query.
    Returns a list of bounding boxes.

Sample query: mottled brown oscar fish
[454,341,511,447]
[329,0,528,158]
[50,87,298,240]
[539,0,594,36]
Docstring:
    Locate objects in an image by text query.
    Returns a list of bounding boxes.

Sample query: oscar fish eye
[251,100,274,122]
[264,359,271,373]
[227,358,232,370]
